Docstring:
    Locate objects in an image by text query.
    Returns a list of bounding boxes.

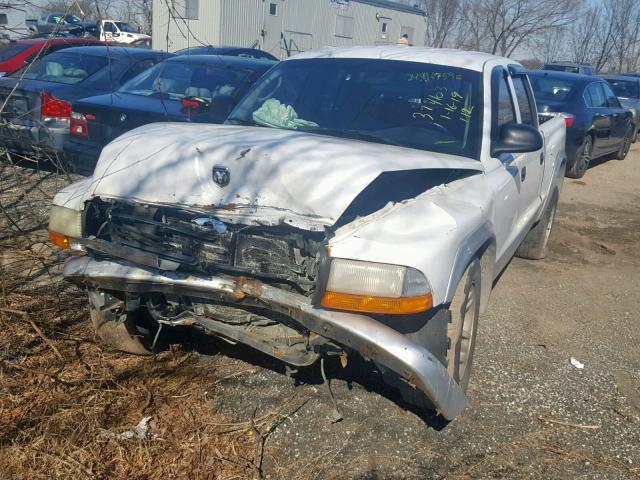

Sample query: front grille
[85,198,322,294]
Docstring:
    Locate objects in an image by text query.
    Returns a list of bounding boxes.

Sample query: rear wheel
[88,290,157,355]
[616,125,633,160]
[567,136,592,179]
[515,189,559,260]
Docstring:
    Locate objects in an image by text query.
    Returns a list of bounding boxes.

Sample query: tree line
[400,0,640,73]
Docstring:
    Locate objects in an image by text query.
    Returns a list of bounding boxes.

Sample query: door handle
[521,166,527,181]
[539,153,544,165]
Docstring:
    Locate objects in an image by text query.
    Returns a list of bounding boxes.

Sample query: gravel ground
[1,146,639,479]
[208,150,640,479]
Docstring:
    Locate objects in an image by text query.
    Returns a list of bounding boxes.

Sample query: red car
[0,38,103,77]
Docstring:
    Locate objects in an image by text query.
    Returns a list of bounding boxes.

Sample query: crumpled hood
[90,123,482,226]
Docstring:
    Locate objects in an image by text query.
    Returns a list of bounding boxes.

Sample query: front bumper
[64,255,467,420]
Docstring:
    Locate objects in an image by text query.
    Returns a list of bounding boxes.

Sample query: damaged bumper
[63,255,467,420]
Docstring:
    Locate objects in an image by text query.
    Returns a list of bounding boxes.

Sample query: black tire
[446,259,481,393]
[87,290,157,355]
[566,136,592,179]
[516,190,559,260]
[615,125,633,160]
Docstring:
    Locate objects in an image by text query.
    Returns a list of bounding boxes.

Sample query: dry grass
[0,157,290,479]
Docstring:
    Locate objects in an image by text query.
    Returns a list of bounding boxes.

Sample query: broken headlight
[49,205,83,250]
[320,258,433,314]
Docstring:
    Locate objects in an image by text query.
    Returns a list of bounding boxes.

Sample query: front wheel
[446,259,481,393]
[88,290,158,355]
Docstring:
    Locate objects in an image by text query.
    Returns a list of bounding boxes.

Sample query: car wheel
[616,125,633,160]
[88,290,158,355]
[567,136,592,179]
[446,259,481,393]
[515,189,559,260]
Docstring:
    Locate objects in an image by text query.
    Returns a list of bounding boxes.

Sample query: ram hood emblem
[212,165,230,187]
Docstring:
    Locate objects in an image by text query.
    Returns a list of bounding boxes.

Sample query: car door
[601,81,628,148]
[583,82,612,152]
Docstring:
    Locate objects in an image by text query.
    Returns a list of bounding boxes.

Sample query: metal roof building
[152,0,427,58]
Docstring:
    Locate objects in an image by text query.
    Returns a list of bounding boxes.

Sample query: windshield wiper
[303,127,399,147]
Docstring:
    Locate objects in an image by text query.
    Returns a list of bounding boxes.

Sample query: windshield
[13,51,109,84]
[529,75,575,104]
[0,43,31,63]
[115,22,137,33]
[606,79,639,99]
[227,59,483,159]
[120,61,251,101]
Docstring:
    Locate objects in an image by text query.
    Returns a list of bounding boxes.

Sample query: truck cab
[99,20,150,45]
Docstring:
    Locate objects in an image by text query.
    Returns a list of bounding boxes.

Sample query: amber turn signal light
[49,230,70,249]
[321,291,433,315]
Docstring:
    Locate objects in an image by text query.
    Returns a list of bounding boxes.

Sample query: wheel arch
[445,223,496,314]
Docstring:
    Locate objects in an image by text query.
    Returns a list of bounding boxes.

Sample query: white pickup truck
[49,47,566,420]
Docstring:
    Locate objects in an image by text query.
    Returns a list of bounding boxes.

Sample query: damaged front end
[60,196,467,420]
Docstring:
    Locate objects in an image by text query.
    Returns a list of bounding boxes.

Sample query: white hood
[90,123,482,227]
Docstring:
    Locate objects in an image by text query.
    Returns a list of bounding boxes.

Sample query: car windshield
[606,79,639,99]
[14,51,109,84]
[120,61,251,101]
[529,75,575,103]
[0,43,31,63]
[115,22,137,33]
[227,59,483,159]
[545,65,579,74]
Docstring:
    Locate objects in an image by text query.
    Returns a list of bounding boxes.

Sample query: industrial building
[152,0,427,57]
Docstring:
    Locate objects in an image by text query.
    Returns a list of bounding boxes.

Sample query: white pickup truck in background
[49,47,566,421]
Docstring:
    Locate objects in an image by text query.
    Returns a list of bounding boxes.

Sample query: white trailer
[152,0,427,57]
[0,2,30,40]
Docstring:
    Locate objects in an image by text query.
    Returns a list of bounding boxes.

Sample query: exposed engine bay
[84,198,326,296]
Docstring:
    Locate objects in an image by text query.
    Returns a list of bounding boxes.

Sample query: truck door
[510,71,544,225]
[490,67,541,247]
[102,21,116,42]
[262,1,284,58]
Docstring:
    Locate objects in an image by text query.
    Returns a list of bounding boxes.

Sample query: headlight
[321,258,433,315]
[49,205,83,249]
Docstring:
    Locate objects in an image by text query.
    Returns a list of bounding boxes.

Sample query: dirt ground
[0,146,639,479]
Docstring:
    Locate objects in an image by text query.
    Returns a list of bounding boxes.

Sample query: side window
[120,58,158,85]
[511,76,534,126]
[601,82,621,108]
[493,70,516,139]
[103,22,114,32]
[584,83,606,108]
